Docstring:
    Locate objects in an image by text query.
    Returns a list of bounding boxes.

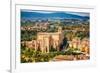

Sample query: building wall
[36,32,63,53]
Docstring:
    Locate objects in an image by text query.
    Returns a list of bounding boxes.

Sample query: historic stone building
[36,27,63,53]
[69,37,90,54]
[24,27,63,53]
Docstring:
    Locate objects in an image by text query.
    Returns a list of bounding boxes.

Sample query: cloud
[21,10,53,14]
[67,12,90,16]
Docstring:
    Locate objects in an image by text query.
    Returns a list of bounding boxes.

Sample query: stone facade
[36,27,63,53]
[24,27,63,53]
[69,37,90,54]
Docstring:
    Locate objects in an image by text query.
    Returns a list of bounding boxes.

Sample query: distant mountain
[21,11,89,20]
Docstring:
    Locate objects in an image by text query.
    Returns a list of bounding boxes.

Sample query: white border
[11,4,96,73]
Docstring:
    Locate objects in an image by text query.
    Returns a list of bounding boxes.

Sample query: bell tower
[58,27,62,33]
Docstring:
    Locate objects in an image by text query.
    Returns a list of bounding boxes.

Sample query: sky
[21,9,89,17]
[21,10,90,21]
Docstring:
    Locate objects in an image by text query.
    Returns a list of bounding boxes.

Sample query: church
[23,27,67,53]
[35,27,64,53]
